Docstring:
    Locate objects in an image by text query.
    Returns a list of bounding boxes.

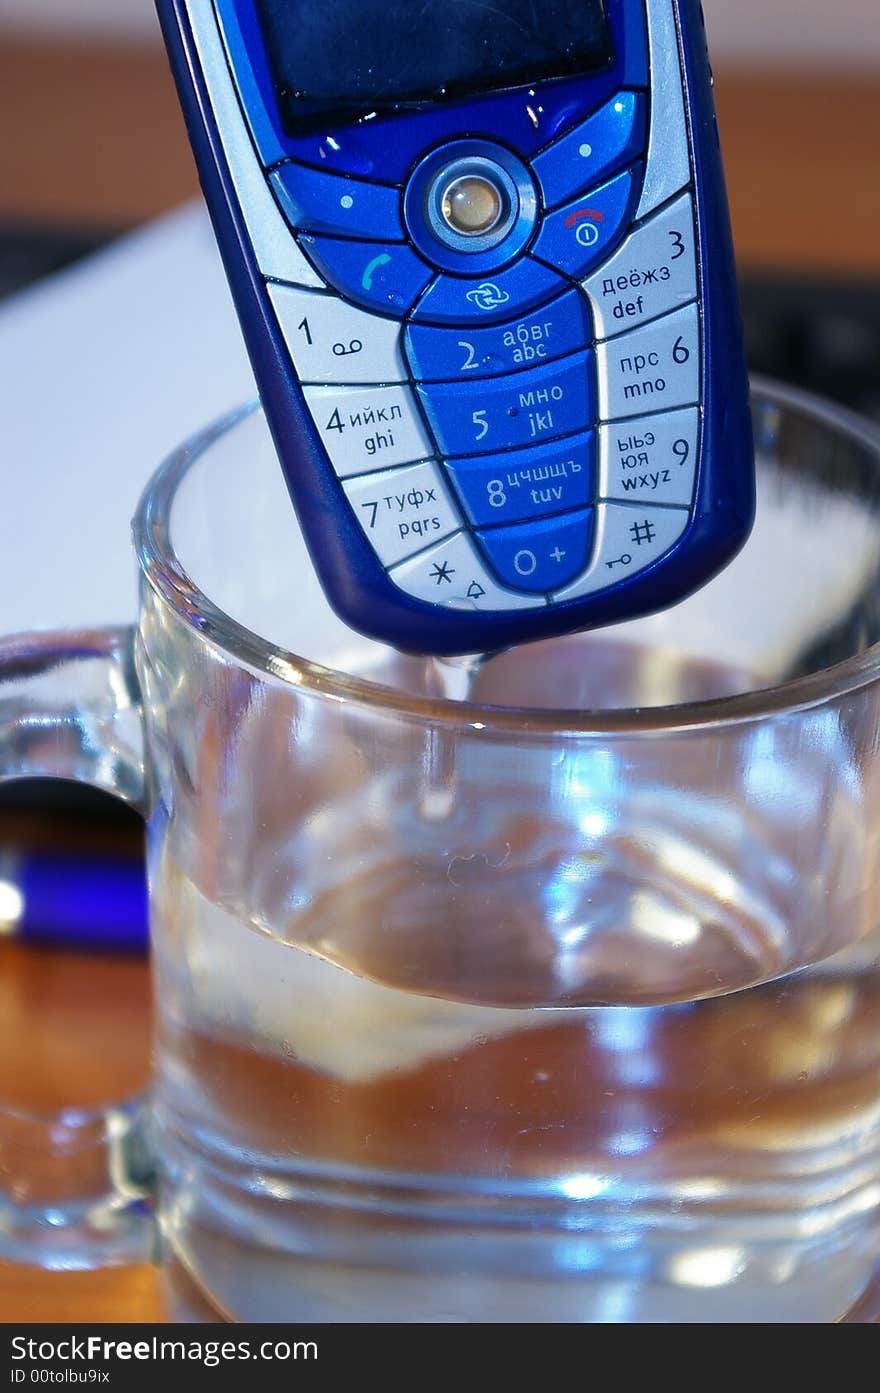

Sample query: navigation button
[389,533,545,612]
[444,433,595,527]
[298,234,433,318]
[343,461,460,566]
[476,510,595,593]
[405,290,590,383]
[596,303,701,420]
[553,502,690,601]
[417,351,595,457]
[531,167,639,282]
[600,408,700,507]
[270,163,405,242]
[532,92,647,211]
[411,257,569,326]
[583,192,698,339]
[267,284,406,385]
[303,383,435,477]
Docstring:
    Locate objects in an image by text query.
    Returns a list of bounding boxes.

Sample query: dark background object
[740,275,880,424]
[0,225,118,301]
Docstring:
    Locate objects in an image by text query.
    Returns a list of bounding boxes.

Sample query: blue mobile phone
[157,0,754,656]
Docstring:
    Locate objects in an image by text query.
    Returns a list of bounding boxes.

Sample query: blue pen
[157,0,754,655]
[0,851,148,953]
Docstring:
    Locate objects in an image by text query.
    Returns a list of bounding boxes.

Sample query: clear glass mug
[2,381,880,1324]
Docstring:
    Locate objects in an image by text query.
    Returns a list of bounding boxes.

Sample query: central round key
[406,142,536,266]
[441,174,504,236]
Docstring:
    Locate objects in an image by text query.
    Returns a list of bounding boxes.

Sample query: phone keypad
[259,22,702,613]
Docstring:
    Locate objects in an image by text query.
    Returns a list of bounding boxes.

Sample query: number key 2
[405,291,591,383]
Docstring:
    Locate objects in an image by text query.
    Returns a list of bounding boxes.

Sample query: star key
[389,534,547,613]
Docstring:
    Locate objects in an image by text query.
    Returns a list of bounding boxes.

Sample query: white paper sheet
[0,203,255,635]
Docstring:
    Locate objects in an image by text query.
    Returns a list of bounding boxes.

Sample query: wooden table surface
[0,40,878,1325]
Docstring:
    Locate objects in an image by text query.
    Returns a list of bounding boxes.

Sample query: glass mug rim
[133,378,880,736]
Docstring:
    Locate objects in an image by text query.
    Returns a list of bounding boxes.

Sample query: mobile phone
[157,0,754,656]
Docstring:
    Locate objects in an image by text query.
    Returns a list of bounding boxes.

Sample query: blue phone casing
[156,0,755,656]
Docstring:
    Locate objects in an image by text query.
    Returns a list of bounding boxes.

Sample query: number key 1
[267,283,408,385]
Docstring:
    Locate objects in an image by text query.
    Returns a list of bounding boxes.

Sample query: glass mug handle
[0,627,156,1269]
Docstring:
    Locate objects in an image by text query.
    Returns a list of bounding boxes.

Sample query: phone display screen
[253,0,613,136]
